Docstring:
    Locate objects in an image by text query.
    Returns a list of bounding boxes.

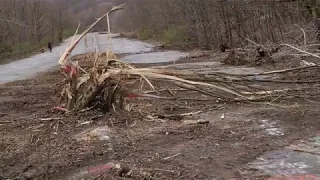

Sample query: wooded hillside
[0,0,319,58]
[113,0,320,49]
[0,0,115,58]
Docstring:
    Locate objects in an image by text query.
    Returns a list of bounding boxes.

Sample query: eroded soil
[1,54,320,180]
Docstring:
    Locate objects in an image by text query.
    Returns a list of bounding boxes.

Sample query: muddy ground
[1,52,320,180]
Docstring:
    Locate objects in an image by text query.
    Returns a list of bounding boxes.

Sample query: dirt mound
[222,47,279,67]
[222,50,249,66]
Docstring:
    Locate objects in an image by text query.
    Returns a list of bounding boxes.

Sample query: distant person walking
[48,42,52,53]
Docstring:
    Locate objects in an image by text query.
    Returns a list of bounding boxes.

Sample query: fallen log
[56,5,320,112]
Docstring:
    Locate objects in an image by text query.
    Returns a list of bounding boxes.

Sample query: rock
[183,119,209,125]
[22,169,38,179]
[118,166,132,177]
[75,126,111,142]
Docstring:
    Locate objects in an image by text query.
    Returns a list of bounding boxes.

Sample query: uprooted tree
[57,4,320,112]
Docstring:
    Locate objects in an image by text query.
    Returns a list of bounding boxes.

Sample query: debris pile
[57,4,320,112]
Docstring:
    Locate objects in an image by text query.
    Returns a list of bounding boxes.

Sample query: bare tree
[112,0,319,49]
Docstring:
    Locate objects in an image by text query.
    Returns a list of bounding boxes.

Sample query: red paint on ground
[87,164,115,174]
[126,93,139,99]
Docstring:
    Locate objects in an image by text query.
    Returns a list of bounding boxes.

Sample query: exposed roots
[57,4,320,112]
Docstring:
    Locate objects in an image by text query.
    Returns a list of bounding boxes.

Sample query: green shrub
[54,28,77,43]
[0,29,76,59]
[161,26,188,44]
[39,36,52,46]
[11,41,36,53]
[137,28,153,40]
[62,29,77,38]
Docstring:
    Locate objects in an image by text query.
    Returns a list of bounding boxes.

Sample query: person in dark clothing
[219,43,230,52]
[48,42,52,53]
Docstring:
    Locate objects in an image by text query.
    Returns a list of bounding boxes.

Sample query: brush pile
[57,4,320,112]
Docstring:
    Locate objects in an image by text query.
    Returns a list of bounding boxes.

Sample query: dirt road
[1,47,320,179]
[0,33,186,84]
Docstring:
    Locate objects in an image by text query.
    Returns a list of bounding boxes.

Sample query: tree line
[112,0,320,49]
[0,0,114,58]
[1,0,319,58]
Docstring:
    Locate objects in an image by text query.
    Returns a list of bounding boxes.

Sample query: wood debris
[56,4,320,113]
